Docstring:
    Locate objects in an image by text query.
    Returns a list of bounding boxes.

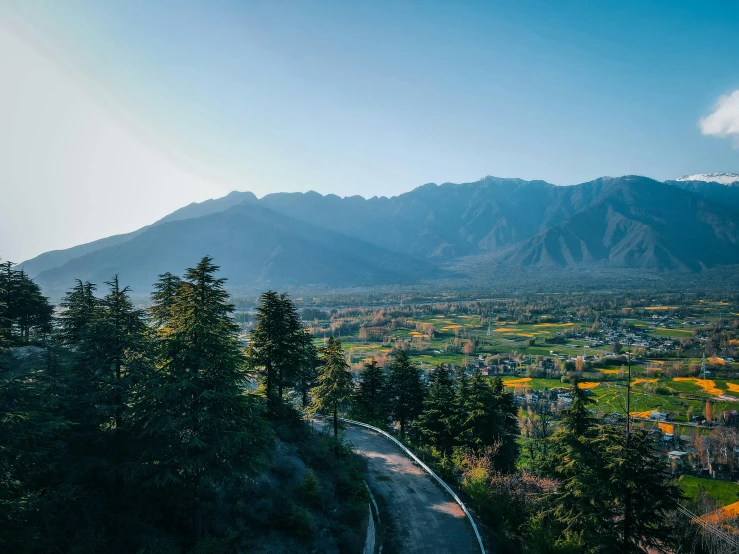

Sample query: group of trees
[0,257,366,553]
[348,351,519,471]
[526,385,682,553]
[344,348,684,552]
[0,261,53,344]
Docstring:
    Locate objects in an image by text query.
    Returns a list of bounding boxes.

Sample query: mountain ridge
[22,174,739,294]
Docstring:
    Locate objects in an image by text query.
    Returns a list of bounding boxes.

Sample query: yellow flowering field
[699,501,739,526]
[503,378,532,387]
[673,378,723,396]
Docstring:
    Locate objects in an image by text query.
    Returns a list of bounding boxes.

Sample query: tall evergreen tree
[387,349,425,439]
[489,375,520,472]
[451,365,470,442]
[134,256,269,545]
[0,261,53,344]
[591,425,681,553]
[458,371,500,451]
[541,382,610,550]
[246,291,305,414]
[295,331,320,409]
[149,272,181,328]
[0,337,69,551]
[93,276,150,432]
[57,280,99,348]
[353,359,388,424]
[311,337,353,439]
[418,364,455,453]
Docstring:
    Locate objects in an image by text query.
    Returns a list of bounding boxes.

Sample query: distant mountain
[20,191,258,278]
[33,203,437,293]
[676,173,739,185]
[25,175,739,294]
[503,177,739,270]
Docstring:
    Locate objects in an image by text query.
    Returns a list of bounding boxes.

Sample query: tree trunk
[333,407,338,440]
[114,358,122,430]
[192,481,202,546]
[266,360,273,415]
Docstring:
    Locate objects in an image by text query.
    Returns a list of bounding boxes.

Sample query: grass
[678,475,739,508]
[651,328,693,338]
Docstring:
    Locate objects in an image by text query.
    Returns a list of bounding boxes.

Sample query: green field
[498,376,739,420]
[678,475,739,507]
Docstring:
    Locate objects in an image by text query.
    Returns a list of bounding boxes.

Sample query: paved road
[338,424,480,554]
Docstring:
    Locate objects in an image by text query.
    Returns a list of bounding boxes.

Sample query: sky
[1,0,739,263]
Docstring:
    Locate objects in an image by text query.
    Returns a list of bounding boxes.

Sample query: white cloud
[699,90,739,149]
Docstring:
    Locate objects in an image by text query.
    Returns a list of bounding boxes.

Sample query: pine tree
[418,365,455,453]
[591,425,681,553]
[451,365,470,443]
[0,261,53,344]
[57,280,99,348]
[134,256,269,545]
[92,276,150,432]
[354,358,388,424]
[540,382,600,548]
[311,337,354,439]
[490,375,520,472]
[458,371,499,452]
[387,349,425,439]
[246,291,305,414]
[56,280,102,439]
[149,272,181,328]
[295,331,319,409]
[0,310,69,551]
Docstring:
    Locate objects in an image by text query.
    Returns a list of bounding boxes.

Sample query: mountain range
[20,174,739,294]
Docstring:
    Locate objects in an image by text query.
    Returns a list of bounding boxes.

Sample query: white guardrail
[336,417,487,554]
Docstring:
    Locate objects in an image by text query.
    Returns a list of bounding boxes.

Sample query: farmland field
[679,476,739,507]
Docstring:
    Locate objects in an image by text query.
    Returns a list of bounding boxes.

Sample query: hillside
[23,175,739,293]
[33,203,437,293]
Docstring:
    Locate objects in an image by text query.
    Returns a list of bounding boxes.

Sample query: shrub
[296,471,321,508]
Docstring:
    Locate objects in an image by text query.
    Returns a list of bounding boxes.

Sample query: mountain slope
[503,177,739,270]
[33,203,438,293]
[19,191,258,278]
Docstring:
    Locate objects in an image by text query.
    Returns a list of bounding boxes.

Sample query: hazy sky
[2,0,739,263]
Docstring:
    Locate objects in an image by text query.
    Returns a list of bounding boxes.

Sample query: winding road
[337,423,481,554]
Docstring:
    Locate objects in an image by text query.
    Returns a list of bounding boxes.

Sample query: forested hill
[21,175,739,293]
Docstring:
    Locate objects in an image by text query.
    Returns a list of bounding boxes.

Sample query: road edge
[338,417,487,554]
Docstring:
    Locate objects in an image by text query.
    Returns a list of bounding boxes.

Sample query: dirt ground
[339,424,481,554]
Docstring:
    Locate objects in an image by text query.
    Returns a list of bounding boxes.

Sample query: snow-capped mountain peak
[676,172,739,185]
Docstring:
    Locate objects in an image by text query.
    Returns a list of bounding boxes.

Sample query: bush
[295,471,321,508]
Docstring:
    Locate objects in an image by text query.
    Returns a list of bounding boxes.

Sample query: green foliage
[0,360,70,551]
[541,382,680,553]
[678,475,739,507]
[0,260,53,344]
[311,337,354,439]
[387,349,425,438]
[295,471,321,508]
[246,291,308,414]
[418,365,455,453]
[135,258,269,506]
[353,358,388,424]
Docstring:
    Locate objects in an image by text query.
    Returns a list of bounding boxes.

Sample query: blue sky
[2,0,739,261]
